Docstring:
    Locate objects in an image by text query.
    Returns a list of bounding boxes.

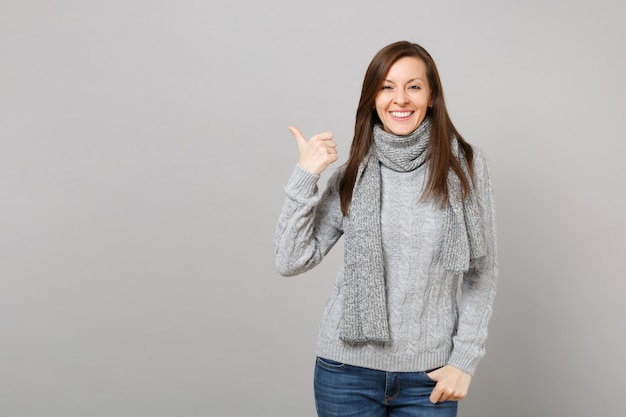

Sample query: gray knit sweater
[274,150,497,376]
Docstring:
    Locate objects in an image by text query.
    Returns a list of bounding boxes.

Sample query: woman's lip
[389,111,414,120]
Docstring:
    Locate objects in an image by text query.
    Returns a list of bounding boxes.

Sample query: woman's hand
[426,365,472,403]
[288,126,338,175]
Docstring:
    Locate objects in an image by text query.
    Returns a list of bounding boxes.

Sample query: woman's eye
[381,85,393,90]
[409,85,421,90]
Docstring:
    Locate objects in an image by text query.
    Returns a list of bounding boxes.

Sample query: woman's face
[375,56,432,136]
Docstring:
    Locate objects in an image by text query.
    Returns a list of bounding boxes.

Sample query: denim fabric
[314,357,458,417]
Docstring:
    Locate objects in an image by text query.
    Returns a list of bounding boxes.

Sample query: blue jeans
[314,357,458,417]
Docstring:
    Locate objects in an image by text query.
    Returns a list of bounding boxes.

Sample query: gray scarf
[340,117,486,343]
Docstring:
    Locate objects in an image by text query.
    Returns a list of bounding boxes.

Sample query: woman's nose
[394,90,409,104]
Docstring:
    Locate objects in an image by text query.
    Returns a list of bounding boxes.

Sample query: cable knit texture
[274,145,497,375]
[339,119,486,343]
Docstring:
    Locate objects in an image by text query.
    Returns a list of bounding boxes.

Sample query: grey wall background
[1,0,624,416]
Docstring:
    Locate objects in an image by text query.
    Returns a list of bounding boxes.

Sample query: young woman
[275,41,498,417]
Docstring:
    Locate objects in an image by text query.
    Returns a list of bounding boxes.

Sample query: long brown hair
[339,41,474,215]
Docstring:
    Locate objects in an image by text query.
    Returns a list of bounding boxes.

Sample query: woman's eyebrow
[384,77,425,84]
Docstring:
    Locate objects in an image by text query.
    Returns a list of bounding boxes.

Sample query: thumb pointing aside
[288,126,308,151]
[287,126,338,175]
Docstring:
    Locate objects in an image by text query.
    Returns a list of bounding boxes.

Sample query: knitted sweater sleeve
[274,164,344,276]
[447,150,498,375]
